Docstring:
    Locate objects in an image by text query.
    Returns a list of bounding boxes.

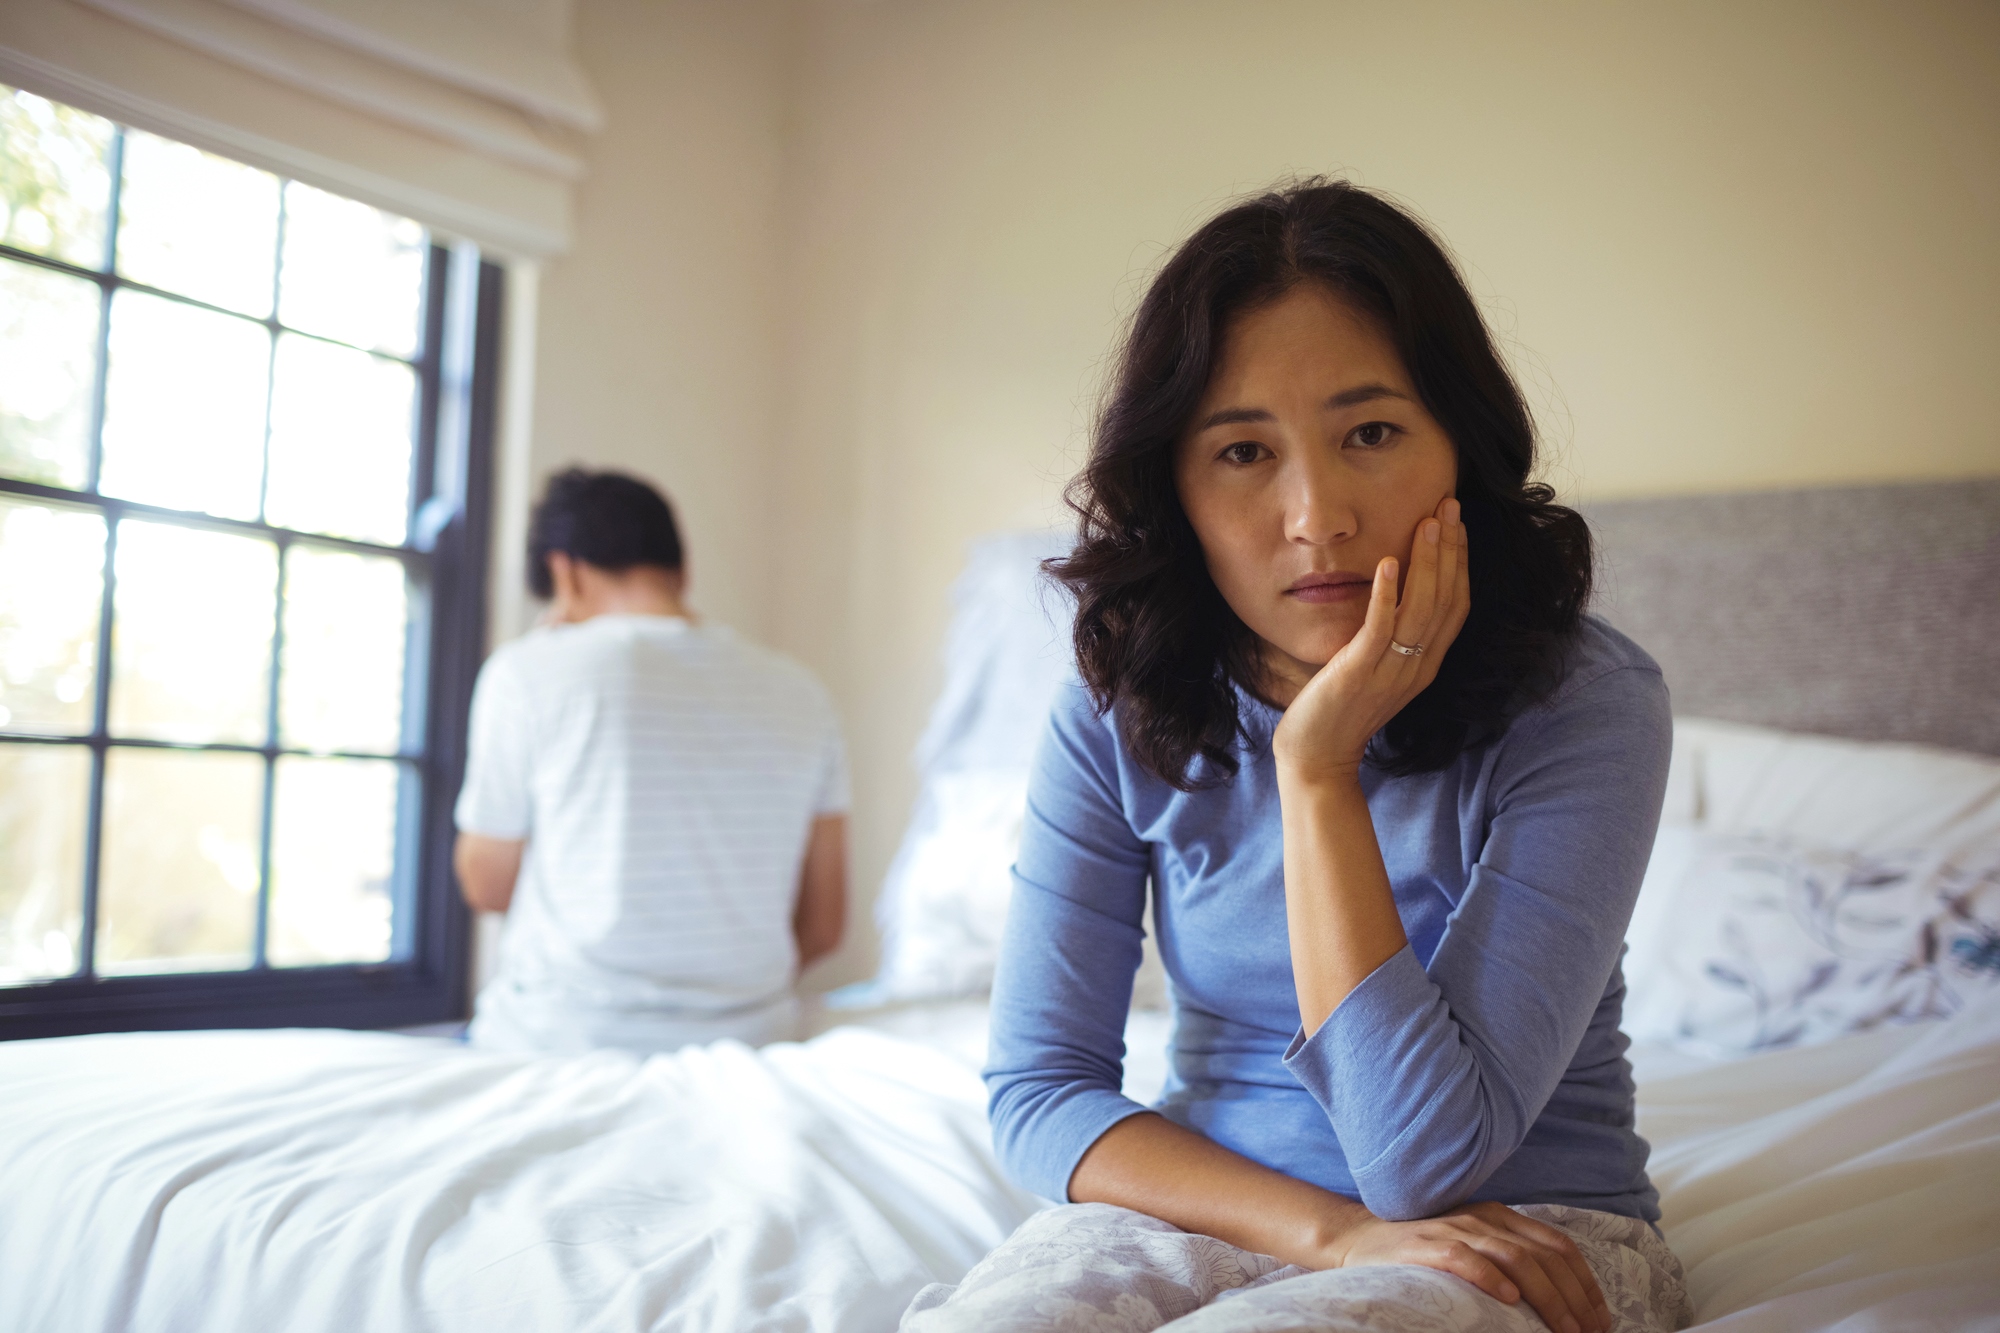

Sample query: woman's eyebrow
[1325,383,1411,409]
[1194,383,1412,431]
[1192,382,1416,428]
[1193,405,1276,431]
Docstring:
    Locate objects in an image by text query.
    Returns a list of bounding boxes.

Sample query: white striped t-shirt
[455,614,848,1054]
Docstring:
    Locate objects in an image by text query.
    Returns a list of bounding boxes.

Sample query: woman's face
[1174,283,1458,691]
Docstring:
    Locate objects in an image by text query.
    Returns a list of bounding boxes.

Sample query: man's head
[527,468,687,622]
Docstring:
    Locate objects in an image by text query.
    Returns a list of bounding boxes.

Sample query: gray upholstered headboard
[1584,478,2000,757]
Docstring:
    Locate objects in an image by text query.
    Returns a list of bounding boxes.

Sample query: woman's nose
[1285,459,1359,546]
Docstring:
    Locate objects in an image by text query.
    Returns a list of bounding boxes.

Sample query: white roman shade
[0,0,600,256]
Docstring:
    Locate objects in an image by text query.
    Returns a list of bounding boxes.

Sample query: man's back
[456,614,847,1054]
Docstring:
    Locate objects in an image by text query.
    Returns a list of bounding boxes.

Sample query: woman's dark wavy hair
[1049,179,1592,789]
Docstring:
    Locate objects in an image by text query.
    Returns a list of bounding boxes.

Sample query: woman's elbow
[1351,1130,1505,1222]
[1351,1081,1530,1220]
[1354,1135,1525,1220]
[1356,1173,1475,1223]
[984,1081,1034,1171]
[984,1077,1082,1200]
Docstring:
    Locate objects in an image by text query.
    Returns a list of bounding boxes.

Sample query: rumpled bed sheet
[0,1002,1994,1331]
[1640,1001,2000,1329]
[0,1025,1039,1332]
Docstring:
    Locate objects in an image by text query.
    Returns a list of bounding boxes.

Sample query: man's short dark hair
[526,467,684,598]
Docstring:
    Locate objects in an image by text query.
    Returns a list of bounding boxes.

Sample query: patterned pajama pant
[902,1203,1693,1333]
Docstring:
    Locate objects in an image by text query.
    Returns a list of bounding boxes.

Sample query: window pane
[0,255,100,490]
[109,521,276,744]
[99,289,269,520]
[278,182,425,357]
[264,335,413,544]
[269,755,397,966]
[0,743,89,983]
[0,497,103,736]
[98,746,260,974]
[0,85,113,268]
[280,545,408,754]
[116,130,278,317]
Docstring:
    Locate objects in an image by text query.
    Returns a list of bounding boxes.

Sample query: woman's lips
[1284,573,1371,604]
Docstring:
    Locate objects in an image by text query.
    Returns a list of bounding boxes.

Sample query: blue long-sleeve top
[985,616,1671,1223]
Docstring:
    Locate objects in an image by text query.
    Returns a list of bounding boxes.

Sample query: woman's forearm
[1069,1108,1613,1333]
[1068,1111,1369,1268]
[1277,772,1409,1035]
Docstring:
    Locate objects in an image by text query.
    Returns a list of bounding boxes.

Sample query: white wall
[517,0,793,647]
[517,0,2000,989]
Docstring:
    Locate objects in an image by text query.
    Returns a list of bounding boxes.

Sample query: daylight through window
[0,85,452,991]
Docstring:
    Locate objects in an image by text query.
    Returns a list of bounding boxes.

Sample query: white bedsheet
[1637,1002,2000,1330]
[0,1023,1042,1333]
[0,1002,1993,1332]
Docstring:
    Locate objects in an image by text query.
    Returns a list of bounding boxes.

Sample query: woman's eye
[1219,441,1263,465]
[1347,421,1399,449]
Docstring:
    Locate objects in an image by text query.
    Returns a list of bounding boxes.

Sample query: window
[0,85,497,1037]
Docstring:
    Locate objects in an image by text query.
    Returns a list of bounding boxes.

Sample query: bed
[3,479,1997,1331]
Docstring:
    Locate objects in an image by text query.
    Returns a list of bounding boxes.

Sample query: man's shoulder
[475,619,662,700]
[696,624,828,688]
[475,628,548,686]
[484,619,838,726]
[621,623,838,729]
[479,621,601,684]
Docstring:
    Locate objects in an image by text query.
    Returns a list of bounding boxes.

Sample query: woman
[906,182,1689,1332]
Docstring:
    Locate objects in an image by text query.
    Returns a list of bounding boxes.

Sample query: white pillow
[868,524,1176,1000]
[1624,719,2000,1057]
[871,531,1075,1002]
[872,765,1172,1008]
[1662,716,2000,848]
[874,769,1029,999]
[867,532,1179,1006]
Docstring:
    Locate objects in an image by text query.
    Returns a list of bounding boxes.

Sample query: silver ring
[1388,639,1424,657]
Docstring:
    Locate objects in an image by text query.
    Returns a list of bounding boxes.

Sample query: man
[454,467,848,1054]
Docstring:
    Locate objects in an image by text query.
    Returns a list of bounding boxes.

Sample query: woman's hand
[1271,495,1469,785]
[1327,1199,1610,1333]
[1273,494,1471,1030]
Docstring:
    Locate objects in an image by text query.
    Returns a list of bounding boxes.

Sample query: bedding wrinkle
[1,999,1994,1329]
[1649,1015,2000,1219]
[1686,1253,2000,1333]
[14,1024,1067,1332]
[1641,1002,2000,1325]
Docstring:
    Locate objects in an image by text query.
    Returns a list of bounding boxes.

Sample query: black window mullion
[82,127,124,496]
[100,126,125,275]
[408,243,448,527]
[0,244,422,372]
[75,512,121,980]
[252,536,291,969]
[81,282,114,497]
[99,737,411,762]
[257,186,287,525]
[411,253,499,1019]
[0,478,433,566]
